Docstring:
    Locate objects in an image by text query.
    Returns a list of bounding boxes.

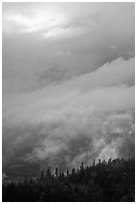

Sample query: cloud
[3,4,88,39]
[109,44,117,49]
[2,3,135,176]
[3,3,135,42]
[51,50,71,57]
[67,57,135,91]
[2,8,67,35]
[2,3,134,96]
[3,57,135,175]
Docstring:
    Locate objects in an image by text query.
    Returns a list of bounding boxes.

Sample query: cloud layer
[3,57,135,176]
[2,3,135,176]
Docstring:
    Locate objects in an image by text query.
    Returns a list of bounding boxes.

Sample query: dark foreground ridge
[2,158,135,202]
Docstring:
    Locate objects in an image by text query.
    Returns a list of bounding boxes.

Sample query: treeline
[2,158,135,202]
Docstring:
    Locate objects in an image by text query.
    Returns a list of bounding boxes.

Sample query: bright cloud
[3,11,67,34]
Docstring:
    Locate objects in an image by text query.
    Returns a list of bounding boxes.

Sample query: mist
[2,2,135,176]
[3,57,135,176]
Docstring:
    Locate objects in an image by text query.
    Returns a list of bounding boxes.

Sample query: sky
[2,2,135,176]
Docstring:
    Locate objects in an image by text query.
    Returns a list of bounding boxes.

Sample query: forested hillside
[2,158,135,202]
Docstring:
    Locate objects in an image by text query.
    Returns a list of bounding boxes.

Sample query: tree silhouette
[3,158,135,202]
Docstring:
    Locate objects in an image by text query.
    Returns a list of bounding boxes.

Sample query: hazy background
[3,2,135,176]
